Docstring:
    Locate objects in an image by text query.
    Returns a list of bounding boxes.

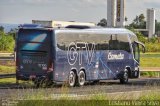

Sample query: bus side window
[117,35,131,53]
[109,35,119,50]
[133,43,140,62]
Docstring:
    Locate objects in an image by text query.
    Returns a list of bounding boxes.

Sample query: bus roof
[54,28,138,43]
[19,24,135,36]
[19,26,137,40]
[54,28,136,36]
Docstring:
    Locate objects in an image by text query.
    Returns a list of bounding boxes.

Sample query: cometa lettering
[108,52,124,60]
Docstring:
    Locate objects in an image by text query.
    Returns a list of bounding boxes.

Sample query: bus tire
[120,70,128,84]
[78,70,85,86]
[68,71,76,87]
[39,77,48,88]
[34,78,40,88]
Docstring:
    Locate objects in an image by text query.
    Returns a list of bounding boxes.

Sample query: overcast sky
[0,0,160,24]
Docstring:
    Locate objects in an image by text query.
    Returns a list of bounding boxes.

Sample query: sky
[0,0,160,25]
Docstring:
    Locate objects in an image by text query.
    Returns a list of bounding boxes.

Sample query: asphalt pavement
[0,78,160,99]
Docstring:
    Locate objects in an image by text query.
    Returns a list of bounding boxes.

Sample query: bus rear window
[18,29,50,43]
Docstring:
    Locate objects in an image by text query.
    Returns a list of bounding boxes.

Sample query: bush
[141,72,160,77]
[0,31,15,52]
[149,37,159,43]
[145,43,160,52]
[136,31,147,44]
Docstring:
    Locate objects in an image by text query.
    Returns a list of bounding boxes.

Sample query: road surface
[0,78,160,99]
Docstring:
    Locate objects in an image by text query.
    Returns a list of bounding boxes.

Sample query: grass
[141,72,160,77]
[140,53,160,67]
[8,89,160,106]
[0,65,15,74]
[140,91,160,100]
[0,78,16,84]
[141,53,160,58]
[140,58,160,67]
[0,78,35,89]
[0,60,15,74]
[0,72,160,106]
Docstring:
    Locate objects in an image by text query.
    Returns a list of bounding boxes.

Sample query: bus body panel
[53,49,135,82]
[53,29,140,82]
[16,27,143,83]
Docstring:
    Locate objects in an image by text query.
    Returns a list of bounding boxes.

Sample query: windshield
[18,29,50,43]
[18,29,51,51]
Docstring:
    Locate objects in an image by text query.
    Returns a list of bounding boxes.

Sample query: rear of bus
[16,28,53,81]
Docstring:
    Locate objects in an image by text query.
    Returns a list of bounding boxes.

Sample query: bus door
[132,41,145,78]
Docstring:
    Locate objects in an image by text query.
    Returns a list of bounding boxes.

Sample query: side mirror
[135,41,145,53]
[141,44,145,53]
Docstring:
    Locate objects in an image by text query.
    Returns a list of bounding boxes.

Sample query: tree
[8,28,17,39]
[0,26,4,32]
[0,30,15,51]
[129,14,146,29]
[97,18,107,27]
[133,15,139,24]
[139,14,145,23]
[0,26,15,51]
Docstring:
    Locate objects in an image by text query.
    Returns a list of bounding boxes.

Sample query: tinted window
[109,34,131,52]
[118,35,131,52]
[18,29,50,43]
[133,43,140,62]
[18,29,51,51]
[57,33,110,51]
[109,35,119,50]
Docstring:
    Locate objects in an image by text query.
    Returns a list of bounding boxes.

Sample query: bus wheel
[34,78,40,88]
[78,70,85,86]
[68,71,76,87]
[40,78,48,88]
[120,70,128,84]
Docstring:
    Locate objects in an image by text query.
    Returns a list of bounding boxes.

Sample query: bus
[16,25,145,87]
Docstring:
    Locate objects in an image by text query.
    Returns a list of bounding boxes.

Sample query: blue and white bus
[16,25,145,87]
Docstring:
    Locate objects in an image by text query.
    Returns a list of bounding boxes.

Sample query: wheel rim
[69,72,75,86]
[79,71,85,86]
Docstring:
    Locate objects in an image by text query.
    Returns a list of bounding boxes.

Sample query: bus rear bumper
[16,71,53,81]
[16,72,46,81]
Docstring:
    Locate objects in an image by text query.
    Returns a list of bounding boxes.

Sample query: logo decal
[108,52,124,60]
[67,42,95,65]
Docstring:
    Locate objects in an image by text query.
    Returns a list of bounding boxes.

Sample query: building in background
[32,20,96,28]
[107,0,156,38]
[107,0,125,28]
[116,0,125,27]
[146,8,156,38]
[107,0,117,27]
